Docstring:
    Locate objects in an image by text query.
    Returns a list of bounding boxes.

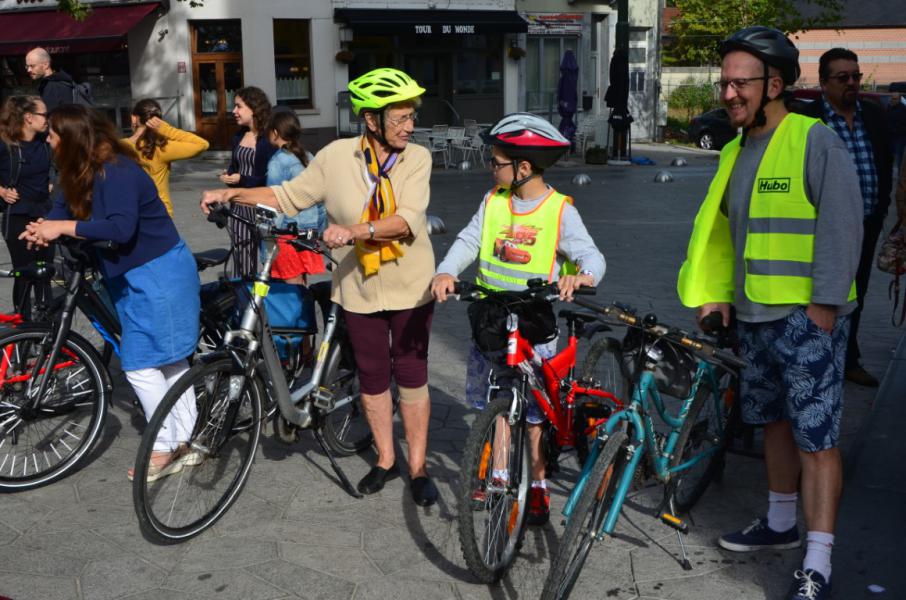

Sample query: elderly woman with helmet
[199,68,439,506]
[431,112,605,526]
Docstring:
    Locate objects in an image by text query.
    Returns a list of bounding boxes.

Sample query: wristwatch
[579,269,594,280]
[367,221,375,240]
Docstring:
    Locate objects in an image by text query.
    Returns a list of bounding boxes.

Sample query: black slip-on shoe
[410,476,438,507]
[357,463,400,495]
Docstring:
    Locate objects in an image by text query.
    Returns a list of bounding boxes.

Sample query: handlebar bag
[621,328,696,399]
[468,294,557,353]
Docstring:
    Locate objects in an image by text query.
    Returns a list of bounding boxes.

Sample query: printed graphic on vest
[757,177,791,193]
[493,224,540,264]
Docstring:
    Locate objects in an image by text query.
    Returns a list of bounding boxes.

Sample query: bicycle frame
[498,313,622,449]
[562,358,725,538]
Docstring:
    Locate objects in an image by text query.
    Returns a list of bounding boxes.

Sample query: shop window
[273,19,313,109]
[525,36,579,114]
[630,70,645,93]
[455,45,502,95]
[193,20,242,54]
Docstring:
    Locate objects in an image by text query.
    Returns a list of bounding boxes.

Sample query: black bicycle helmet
[717,26,800,86]
[717,26,800,144]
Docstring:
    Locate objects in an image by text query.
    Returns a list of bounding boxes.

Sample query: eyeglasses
[385,112,418,127]
[488,158,515,170]
[827,71,863,84]
[713,76,769,92]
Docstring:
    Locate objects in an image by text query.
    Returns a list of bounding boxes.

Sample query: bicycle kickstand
[312,428,364,499]
[658,497,692,571]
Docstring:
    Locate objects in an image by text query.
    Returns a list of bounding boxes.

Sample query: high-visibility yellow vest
[477,187,575,291]
[677,112,857,307]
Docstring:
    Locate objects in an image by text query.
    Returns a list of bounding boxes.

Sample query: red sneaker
[472,477,506,509]
[526,485,550,526]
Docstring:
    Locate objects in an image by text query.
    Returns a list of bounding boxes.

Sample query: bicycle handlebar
[453,278,596,302]
[570,298,747,372]
[206,202,349,248]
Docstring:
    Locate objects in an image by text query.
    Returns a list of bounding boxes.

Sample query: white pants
[126,360,197,452]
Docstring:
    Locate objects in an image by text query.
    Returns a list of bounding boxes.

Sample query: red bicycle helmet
[481,113,570,170]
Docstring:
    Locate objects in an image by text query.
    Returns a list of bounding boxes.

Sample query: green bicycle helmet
[348,68,426,116]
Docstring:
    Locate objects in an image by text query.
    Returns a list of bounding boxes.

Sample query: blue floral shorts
[737,307,850,452]
[466,339,558,425]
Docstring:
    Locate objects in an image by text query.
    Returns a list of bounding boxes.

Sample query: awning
[0,2,160,55]
[335,9,528,36]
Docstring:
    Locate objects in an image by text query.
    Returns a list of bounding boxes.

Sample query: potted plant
[335,50,354,64]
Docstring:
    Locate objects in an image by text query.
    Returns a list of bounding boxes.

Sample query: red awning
[0,2,160,55]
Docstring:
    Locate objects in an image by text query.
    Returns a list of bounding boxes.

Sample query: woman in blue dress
[21,105,201,481]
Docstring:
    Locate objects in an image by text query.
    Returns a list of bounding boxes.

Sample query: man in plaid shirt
[796,48,894,387]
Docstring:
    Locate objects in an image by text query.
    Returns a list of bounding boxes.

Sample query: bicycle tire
[0,326,109,491]
[541,431,629,600]
[458,396,530,583]
[669,367,739,513]
[320,339,371,456]
[133,357,263,544]
[576,337,629,465]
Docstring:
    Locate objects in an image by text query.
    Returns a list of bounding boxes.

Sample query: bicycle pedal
[659,512,689,534]
[312,388,334,410]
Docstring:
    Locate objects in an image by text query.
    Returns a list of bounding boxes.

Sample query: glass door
[191,20,243,149]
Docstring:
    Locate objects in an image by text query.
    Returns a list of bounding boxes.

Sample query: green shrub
[668,78,718,121]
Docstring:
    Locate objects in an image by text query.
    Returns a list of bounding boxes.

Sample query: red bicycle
[454,279,629,583]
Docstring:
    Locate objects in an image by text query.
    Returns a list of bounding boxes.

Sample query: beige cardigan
[271,137,434,314]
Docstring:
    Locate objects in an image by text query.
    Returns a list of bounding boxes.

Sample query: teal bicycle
[540,303,745,600]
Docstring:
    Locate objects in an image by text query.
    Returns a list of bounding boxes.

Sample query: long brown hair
[50,105,139,220]
[267,110,309,167]
[132,98,168,160]
[234,86,271,138]
[0,95,43,144]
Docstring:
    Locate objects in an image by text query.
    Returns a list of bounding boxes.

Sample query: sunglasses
[827,71,863,84]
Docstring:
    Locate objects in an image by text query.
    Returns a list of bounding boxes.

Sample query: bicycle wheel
[133,357,263,544]
[669,367,739,513]
[581,337,630,403]
[576,337,629,465]
[0,326,109,491]
[541,431,629,600]
[320,339,371,456]
[458,396,531,583]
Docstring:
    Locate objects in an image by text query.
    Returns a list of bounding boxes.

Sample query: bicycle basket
[621,328,696,399]
[467,294,557,353]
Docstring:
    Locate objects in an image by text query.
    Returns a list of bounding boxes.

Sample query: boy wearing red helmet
[432,112,605,525]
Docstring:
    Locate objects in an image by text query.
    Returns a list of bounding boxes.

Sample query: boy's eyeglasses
[827,71,863,84]
[488,158,515,170]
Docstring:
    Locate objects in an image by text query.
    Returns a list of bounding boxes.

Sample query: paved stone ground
[0,143,902,600]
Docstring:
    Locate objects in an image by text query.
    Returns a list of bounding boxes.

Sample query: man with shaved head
[25,47,76,112]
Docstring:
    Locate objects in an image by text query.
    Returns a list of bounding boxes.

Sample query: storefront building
[0,0,657,149]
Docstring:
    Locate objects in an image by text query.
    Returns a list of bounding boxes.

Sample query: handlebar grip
[574,286,597,296]
[715,349,746,370]
[700,311,727,336]
[206,203,230,228]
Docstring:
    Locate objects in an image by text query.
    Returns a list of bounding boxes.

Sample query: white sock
[766,490,798,532]
[492,469,508,481]
[803,531,834,582]
[531,479,547,489]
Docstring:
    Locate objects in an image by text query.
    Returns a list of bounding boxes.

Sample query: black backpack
[68,81,94,106]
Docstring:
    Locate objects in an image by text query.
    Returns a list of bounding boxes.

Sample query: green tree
[666,0,844,66]
[48,0,203,21]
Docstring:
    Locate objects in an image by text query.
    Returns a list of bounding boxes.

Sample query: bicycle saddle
[193,248,231,270]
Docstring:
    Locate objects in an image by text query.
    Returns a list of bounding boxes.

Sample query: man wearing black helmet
[677,26,864,600]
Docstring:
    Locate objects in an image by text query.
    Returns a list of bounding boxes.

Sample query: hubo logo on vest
[757,177,791,193]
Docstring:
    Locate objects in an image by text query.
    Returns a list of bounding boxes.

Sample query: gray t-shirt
[726,122,863,322]
[436,186,606,284]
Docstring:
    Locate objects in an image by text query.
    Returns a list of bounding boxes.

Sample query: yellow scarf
[356,136,404,276]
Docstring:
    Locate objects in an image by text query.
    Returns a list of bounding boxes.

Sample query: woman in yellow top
[124,99,209,216]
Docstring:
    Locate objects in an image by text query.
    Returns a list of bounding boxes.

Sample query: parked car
[688,108,738,150]
[789,87,894,111]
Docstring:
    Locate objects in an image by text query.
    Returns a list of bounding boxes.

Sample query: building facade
[0,0,662,150]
